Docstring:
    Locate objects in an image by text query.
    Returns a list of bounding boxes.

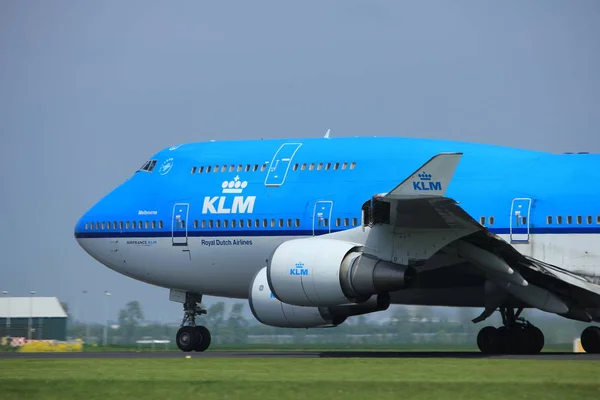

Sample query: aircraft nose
[74,211,93,252]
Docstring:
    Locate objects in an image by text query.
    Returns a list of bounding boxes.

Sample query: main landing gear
[176,293,212,352]
[581,326,600,354]
[477,307,544,354]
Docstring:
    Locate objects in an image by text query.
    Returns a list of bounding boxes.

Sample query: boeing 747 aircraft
[74,136,600,354]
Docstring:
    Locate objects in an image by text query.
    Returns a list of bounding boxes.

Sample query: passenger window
[221,165,227,172]
[159,221,163,229]
[253,165,258,172]
[352,217,358,226]
[577,216,582,225]
[199,166,204,173]
[85,222,89,230]
[336,218,340,227]
[342,162,348,170]
[567,216,572,224]
[279,219,283,227]
[261,164,267,172]
[521,217,527,225]
[180,220,185,229]
[208,220,213,228]
[223,220,228,228]
[301,163,307,171]
[239,219,244,228]
[245,165,251,172]
[229,165,235,172]
[480,217,486,226]
[125,221,129,229]
[193,220,198,228]
[344,218,349,226]
[334,162,339,170]
[587,216,592,224]
[247,219,252,228]
[597,216,600,224]
[101,222,105,230]
[287,219,292,227]
[201,220,206,228]
[557,216,562,225]
[216,220,221,228]
[309,163,315,170]
[293,164,298,171]
[145,221,149,229]
[547,216,552,225]
[206,166,212,173]
[325,163,331,170]
[295,219,300,227]
[237,165,243,172]
[255,219,259,228]
[350,162,356,170]
[191,167,197,174]
[271,219,276,227]
[489,217,495,225]
[231,220,236,228]
[120,221,124,230]
[214,165,219,172]
[324,218,329,227]
[317,163,323,170]
[262,219,267,228]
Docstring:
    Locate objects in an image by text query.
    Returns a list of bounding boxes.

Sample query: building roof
[0,297,67,318]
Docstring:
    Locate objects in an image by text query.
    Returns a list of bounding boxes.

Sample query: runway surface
[1,351,599,360]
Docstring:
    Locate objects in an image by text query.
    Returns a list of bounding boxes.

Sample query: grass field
[1,358,599,400]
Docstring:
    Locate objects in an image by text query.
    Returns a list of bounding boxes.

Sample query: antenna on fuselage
[324,128,331,138]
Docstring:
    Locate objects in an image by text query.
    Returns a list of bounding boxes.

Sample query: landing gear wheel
[526,325,544,354]
[477,326,500,354]
[193,326,212,352]
[475,307,545,355]
[581,326,600,354]
[176,326,199,352]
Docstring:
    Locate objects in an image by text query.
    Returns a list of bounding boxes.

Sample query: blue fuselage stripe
[74,226,600,239]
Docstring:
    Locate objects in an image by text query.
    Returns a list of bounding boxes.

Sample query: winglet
[385,152,463,198]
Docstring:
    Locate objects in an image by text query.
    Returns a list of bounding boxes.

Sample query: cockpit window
[138,160,158,173]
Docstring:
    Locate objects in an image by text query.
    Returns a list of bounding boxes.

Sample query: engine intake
[267,238,415,307]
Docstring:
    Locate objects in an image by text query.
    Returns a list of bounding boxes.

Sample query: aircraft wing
[361,152,600,322]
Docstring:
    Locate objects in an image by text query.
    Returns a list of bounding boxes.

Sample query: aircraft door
[510,198,532,243]
[264,143,302,187]
[313,201,333,236]
[172,203,190,246]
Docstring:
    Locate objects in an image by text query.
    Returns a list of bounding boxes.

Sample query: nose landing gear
[477,307,544,354]
[175,293,212,352]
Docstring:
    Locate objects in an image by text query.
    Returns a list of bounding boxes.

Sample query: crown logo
[159,158,174,175]
[418,171,432,181]
[295,262,305,269]
[222,175,248,194]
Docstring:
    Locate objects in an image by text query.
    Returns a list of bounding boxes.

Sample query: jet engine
[266,237,415,307]
[249,267,391,328]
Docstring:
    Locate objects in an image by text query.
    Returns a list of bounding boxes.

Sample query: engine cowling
[267,237,415,307]
[249,266,338,328]
[249,267,391,328]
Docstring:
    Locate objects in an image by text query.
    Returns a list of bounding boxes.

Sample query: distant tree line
[64,300,590,346]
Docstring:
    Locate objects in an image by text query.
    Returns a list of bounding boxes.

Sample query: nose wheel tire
[194,325,212,352]
[176,326,212,352]
[176,326,199,352]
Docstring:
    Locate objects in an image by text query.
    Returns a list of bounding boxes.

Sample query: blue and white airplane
[74,136,600,354]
